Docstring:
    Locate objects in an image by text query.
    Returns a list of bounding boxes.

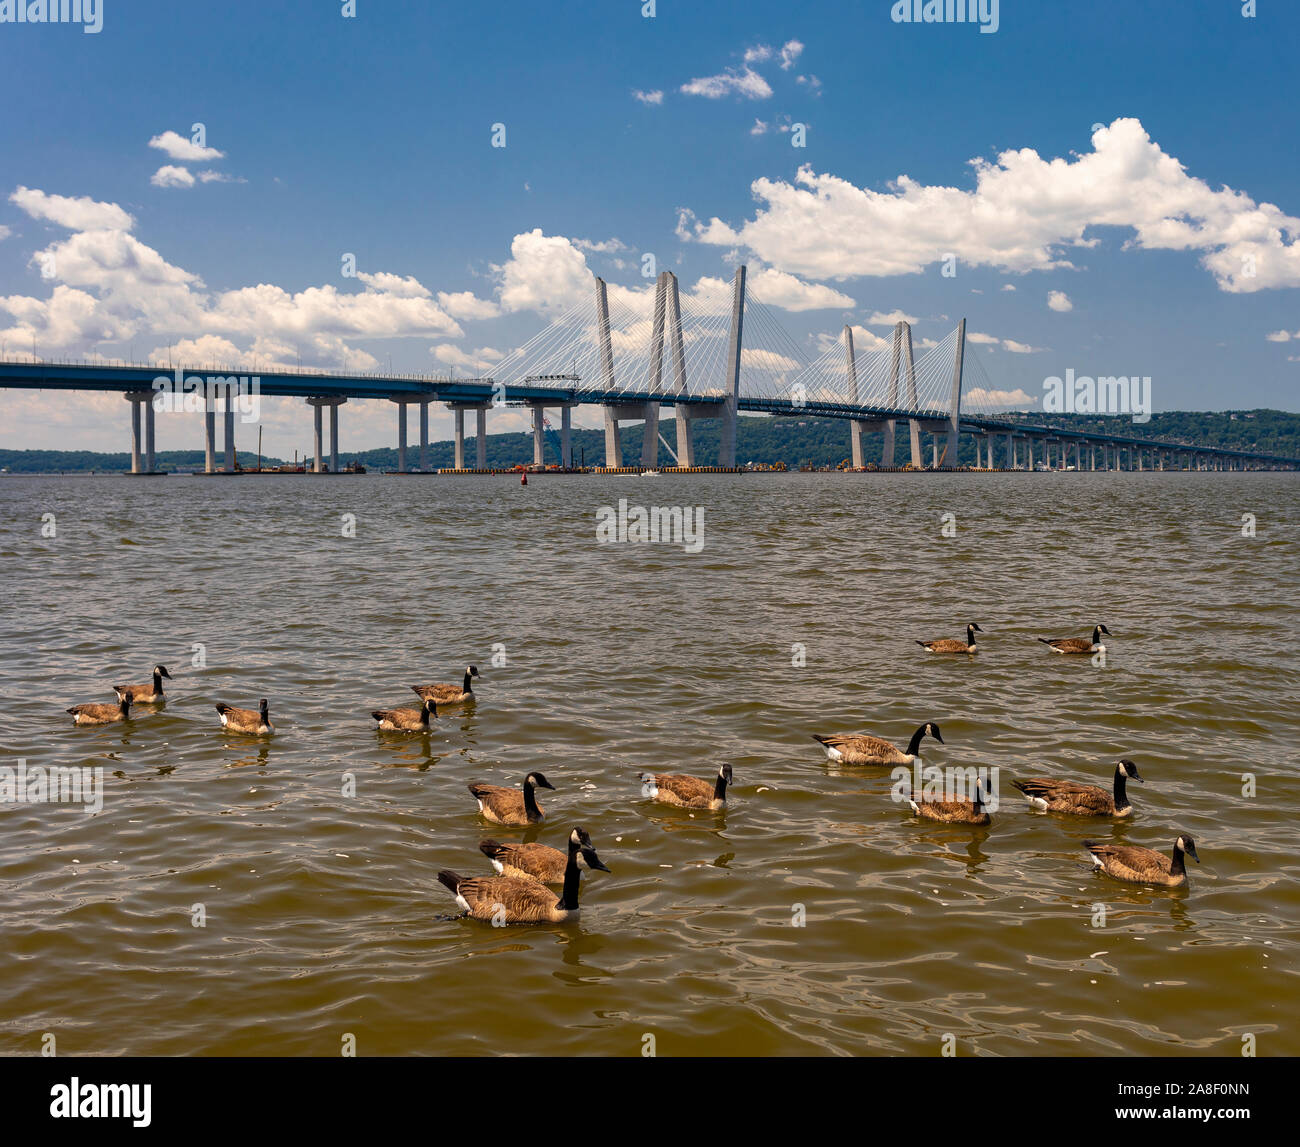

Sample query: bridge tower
[596,275,661,469]
[845,326,865,468]
[719,264,746,469]
[945,318,966,468]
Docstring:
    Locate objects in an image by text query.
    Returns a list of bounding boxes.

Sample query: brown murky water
[0,470,1296,1056]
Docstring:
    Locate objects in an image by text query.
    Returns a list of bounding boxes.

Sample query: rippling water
[0,470,1296,1057]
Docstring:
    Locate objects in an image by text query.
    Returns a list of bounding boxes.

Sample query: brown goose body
[215,699,274,735]
[1085,834,1199,888]
[412,665,479,707]
[1013,760,1142,818]
[468,771,554,825]
[479,833,609,884]
[908,775,992,826]
[440,827,607,923]
[909,794,991,826]
[640,763,731,810]
[917,623,982,655]
[113,664,171,704]
[813,722,943,767]
[372,698,437,732]
[1039,624,1110,655]
[68,694,133,726]
[438,872,576,923]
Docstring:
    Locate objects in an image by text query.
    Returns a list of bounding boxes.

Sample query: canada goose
[68,692,133,726]
[215,698,274,735]
[1013,759,1143,817]
[1038,624,1110,654]
[372,697,438,732]
[1084,834,1199,888]
[412,665,480,706]
[479,832,610,884]
[438,827,607,924]
[812,722,943,767]
[639,763,732,810]
[467,772,555,825]
[113,664,171,703]
[908,776,991,825]
[917,623,982,654]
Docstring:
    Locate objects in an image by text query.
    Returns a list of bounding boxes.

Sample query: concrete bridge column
[204,385,216,474]
[312,399,324,472]
[533,405,547,466]
[394,399,409,473]
[1090,443,1096,471]
[909,420,923,467]
[144,393,156,473]
[419,400,430,472]
[1026,437,1034,469]
[1005,433,1014,469]
[881,420,896,467]
[642,403,660,469]
[223,388,236,473]
[126,392,145,474]
[329,399,342,473]
[603,407,622,468]
[676,406,696,468]
[561,406,572,468]
[932,437,940,469]
[454,408,466,470]
[476,407,487,470]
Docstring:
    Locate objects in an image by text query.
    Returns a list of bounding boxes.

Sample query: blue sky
[1,0,1298,452]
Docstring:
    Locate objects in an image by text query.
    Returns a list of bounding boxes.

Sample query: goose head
[719,763,733,784]
[571,826,611,872]
[924,721,944,745]
[466,665,480,679]
[154,665,172,679]
[967,623,983,635]
[526,771,556,791]
[1176,834,1200,863]
[423,697,439,716]
[1117,758,1143,783]
[1095,624,1112,637]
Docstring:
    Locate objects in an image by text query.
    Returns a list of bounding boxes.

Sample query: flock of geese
[814,622,1200,890]
[62,621,1202,926]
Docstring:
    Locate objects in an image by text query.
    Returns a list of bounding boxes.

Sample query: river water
[0,470,1295,1056]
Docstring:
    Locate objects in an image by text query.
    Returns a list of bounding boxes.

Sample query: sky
[1,0,1298,454]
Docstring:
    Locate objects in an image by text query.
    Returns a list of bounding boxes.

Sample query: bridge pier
[125,391,156,474]
[204,387,216,473]
[306,397,345,472]
[223,391,236,473]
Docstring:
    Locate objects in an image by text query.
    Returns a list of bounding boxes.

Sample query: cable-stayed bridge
[0,267,1292,472]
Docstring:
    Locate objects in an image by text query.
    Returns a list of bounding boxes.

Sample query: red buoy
[520,472,528,485]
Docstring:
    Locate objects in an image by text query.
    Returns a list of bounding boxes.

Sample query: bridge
[0,267,1293,473]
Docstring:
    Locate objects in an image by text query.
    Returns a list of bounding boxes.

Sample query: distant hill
[2,409,1296,472]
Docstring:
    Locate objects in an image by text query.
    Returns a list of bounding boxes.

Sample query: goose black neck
[152,670,163,691]
[259,702,269,722]
[523,780,542,820]
[1093,626,1103,644]
[1113,767,1129,810]
[967,625,976,644]
[119,697,131,716]
[419,704,430,728]
[560,839,581,910]
[713,771,729,801]
[906,727,926,757]
[462,670,473,694]
[1170,843,1186,876]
